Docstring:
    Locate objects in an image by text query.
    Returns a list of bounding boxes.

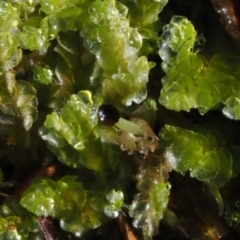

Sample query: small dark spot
[98,104,120,126]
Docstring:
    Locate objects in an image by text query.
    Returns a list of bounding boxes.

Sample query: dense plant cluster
[1,0,240,239]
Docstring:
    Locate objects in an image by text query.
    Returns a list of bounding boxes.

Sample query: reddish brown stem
[210,0,240,42]
[14,164,57,198]
[39,216,61,240]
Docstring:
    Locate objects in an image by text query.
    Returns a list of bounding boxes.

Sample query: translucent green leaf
[33,65,53,85]
[159,125,232,188]
[223,89,240,120]
[0,2,19,32]
[59,190,107,234]
[20,176,108,235]
[0,72,38,130]
[104,190,124,218]
[158,16,240,116]
[123,0,168,28]
[43,91,96,148]
[15,26,48,51]
[158,15,196,68]
[54,176,87,213]
[81,0,153,106]
[0,218,7,237]
[130,182,171,238]
[129,154,171,239]
[119,0,167,48]
[39,0,80,15]
[0,2,20,70]
[11,0,38,16]
[16,81,38,130]
[20,178,56,216]
[2,48,22,73]
[0,216,26,240]
[0,32,19,64]
[39,0,92,31]
[40,90,124,171]
[0,197,40,240]
[46,56,75,110]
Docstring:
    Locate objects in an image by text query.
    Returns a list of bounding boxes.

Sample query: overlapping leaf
[120,0,168,39]
[20,176,123,235]
[0,72,37,130]
[158,16,240,118]
[159,125,232,188]
[39,90,125,172]
[129,154,171,239]
[81,0,155,106]
[40,90,160,170]
[0,197,40,240]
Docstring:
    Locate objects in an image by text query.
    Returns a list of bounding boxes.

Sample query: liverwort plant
[1,0,240,239]
[20,175,125,236]
[159,124,233,188]
[158,16,240,119]
[80,0,156,106]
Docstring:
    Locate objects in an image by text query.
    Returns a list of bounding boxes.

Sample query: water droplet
[23,115,33,131]
[222,107,237,120]
[104,206,119,218]
[158,42,176,65]
[128,29,142,49]
[75,232,82,237]
[165,149,178,169]
[131,199,150,213]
